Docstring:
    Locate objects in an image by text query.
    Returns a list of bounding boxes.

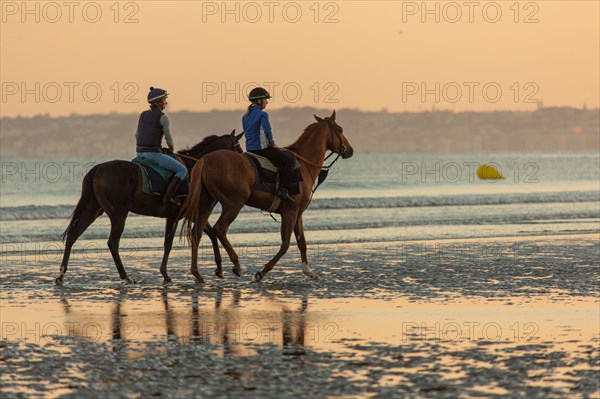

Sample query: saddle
[244,152,303,196]
[132,155,189,198]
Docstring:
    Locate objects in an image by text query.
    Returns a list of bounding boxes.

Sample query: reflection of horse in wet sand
[56,132,244,285]
[59,289,134,355]
[60,288,311,357]
[185,289,310,355]
[282,297,308,356]
[180,111,354,283]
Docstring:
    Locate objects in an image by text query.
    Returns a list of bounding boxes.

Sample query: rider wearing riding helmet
[243,87,296,202]
[136,87,187,205]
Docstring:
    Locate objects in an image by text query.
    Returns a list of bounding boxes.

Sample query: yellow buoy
[477,164,505,180]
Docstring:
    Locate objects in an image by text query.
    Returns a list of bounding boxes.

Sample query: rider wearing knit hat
[135,87,187,205]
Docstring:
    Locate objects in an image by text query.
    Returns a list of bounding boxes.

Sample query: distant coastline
[1,106,598,157]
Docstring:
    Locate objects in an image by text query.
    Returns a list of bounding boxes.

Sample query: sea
[1,151,599,260]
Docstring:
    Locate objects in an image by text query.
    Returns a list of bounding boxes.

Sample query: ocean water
[1,152,599,256]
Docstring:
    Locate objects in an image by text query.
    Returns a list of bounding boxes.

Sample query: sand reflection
[49,286,314,359]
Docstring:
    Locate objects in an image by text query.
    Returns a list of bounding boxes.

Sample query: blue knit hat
[147,87,168,103]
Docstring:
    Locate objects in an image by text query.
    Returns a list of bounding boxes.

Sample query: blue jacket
[242,104,274,151]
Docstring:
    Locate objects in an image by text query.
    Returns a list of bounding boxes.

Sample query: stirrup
[163,196,181,206]
[277,187,295,203]
[163,176,183,205]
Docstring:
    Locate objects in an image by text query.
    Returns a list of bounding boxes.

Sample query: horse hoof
[122,277,136,284]
[232,267,241,277]
[161,271,172,283]
[215,269,224,279]
[195,278,205,285]
[55,277,64,286]
[302,263,321,281]
[253,271,263,283]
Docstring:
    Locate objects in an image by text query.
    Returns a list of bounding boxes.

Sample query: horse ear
[314,114,323,123]
[330,110,336,120]
[235,131,245,140]
[230,129,236,136]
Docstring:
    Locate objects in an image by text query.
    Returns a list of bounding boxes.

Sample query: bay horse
[55,130,244,286]
[180,111,354,283]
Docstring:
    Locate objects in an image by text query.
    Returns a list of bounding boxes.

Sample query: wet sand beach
[1,233,598,398]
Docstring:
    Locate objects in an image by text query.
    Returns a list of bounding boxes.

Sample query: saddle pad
[244,153,302,196]
[245,152,301,172]
[132,157,189,197]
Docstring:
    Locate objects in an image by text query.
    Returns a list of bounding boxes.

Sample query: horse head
[314,110,354,159]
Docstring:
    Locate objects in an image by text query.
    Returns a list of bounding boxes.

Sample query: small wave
[0,205,75,221]
[1,191,598,221]
[307,191,600,210]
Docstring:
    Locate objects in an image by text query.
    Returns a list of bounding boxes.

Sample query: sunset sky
[1,0,598,117]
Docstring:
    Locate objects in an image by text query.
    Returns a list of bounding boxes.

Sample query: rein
[175,152,200,172]
[286,149,340,170]
[176,152,199,162]
[312,151,341,193]
[287,148,341,194]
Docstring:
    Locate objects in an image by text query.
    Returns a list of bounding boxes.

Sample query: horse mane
[178,135,221,156]
[285,122,321,152]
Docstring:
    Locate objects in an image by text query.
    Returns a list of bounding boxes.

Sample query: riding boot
[277,186,295,203]
[163,176,183,205]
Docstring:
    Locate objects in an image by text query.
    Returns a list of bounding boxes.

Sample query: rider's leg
[139,152,187,203]
[250,148,295,201]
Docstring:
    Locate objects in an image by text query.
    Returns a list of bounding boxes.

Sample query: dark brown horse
[56,131,244,286]
[180,111,353,283]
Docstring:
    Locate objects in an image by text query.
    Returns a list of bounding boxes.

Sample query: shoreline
[2,230,598,255]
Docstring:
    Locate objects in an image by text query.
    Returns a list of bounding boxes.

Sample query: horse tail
[179,158,206,244]
[61,165,99,242]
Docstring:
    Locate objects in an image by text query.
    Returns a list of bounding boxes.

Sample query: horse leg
[189,199,216,284]
[204,223,224,279]
[254,212,296,282]
[56,200,102,286]
[213,203,245,277]
[190,221,205,284]
[107,214,134,283]
[160,214,178,283]
[294,216,320,281]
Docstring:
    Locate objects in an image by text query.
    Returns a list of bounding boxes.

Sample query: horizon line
[2,105,598,120]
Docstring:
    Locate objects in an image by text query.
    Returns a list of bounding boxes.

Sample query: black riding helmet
[248,87,271,101]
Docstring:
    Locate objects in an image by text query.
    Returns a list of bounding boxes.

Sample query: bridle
[288,118,347,170]
[325,118,349,159]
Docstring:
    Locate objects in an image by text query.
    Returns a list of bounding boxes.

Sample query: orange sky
[1,0,598,117]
